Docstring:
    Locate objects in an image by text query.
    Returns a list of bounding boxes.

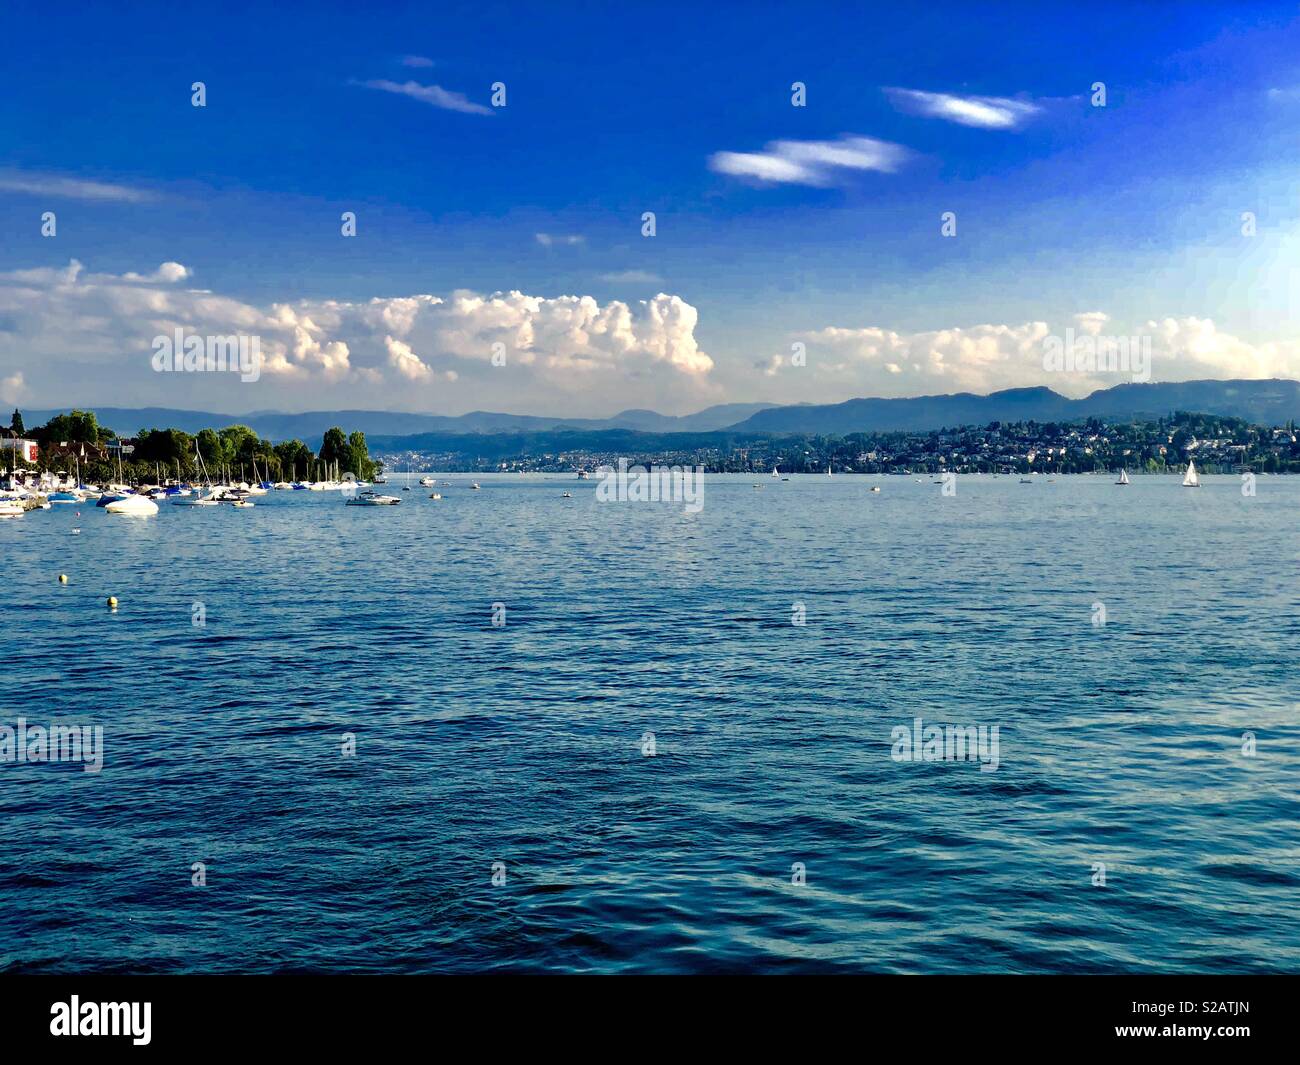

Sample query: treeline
[9,409,380,483]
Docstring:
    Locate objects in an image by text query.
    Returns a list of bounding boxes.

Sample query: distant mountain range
[20,380,1300,445]
[17,402,777,443]
[730,379,1300,434]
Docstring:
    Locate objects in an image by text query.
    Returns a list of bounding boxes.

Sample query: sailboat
[96,449,133,506]
[172,444,220,505]
[771,465,779,478]
[1183,460,1200,488]
[1116,469,1130,485]
[246,459,268,495]
[826,464,832,477]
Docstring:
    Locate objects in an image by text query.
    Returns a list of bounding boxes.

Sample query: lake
[1,473,1297,972]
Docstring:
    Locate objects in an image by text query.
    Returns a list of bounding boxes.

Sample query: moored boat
[105,494,159,515]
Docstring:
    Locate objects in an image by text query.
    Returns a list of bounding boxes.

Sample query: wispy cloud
[535,232,585,247]
[0,171,154,203]
[884,88,1043,130]
[356,78,491,115]
[400,55,435,68]
[600,269,662,284]
[709,135,911,187]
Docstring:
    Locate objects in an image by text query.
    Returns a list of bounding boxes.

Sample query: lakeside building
[0,438,38,464]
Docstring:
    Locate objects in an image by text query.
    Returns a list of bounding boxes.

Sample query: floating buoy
[106,596,118,610]
[58,574,68,583]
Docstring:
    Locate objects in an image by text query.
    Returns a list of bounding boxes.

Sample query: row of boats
[0,453,486,516]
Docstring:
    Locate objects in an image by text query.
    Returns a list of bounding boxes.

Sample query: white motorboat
[105,495,159,515]
[346,491,401,506]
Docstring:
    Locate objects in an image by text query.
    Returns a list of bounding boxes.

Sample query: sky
[1,1,1298,417]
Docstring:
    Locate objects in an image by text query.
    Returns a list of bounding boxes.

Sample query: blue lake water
[1,473,1297,973]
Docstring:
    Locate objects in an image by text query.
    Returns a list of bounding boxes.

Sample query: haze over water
[1,474,1297,973]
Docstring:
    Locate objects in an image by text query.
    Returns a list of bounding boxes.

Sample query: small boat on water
[870,486,881,493]
[346,491,401,506]
[1116,468,1130,485]
[576,470,589,480]
[1183,460,1200,488]
[419,476,435,487]
[48,490,80,503]
[0,501,24,517]
[772,466,780,478]
[96,489,132,507]
[561,491,573,498]
[470,483,481,490]
[429,492,442,500]
[105,494,159,516]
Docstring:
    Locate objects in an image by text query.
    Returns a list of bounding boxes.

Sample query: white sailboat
[826,464,832,477]
[246,459,268,495]
[1116,468,1130,485]
[172,443,220,505]
[1183,460,1200,488]
[771,465,779,478]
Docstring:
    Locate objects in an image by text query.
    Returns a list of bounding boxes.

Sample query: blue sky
[1,1,1298,416]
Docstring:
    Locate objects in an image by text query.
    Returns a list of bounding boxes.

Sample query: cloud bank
[0,260,715,414]
[775,312,1300,399]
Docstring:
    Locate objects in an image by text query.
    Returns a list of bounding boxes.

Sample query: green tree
[135,428,195,472]
[10,409,24,437]
[218,425,260,465]
[319,427,348,474]
[274,439,312,481]
[195,428,229,471]
[33,409,101,447]
[346,430,376,480]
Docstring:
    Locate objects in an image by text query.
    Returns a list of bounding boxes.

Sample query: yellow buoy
[58,574,68,583]
[106,596,118,609]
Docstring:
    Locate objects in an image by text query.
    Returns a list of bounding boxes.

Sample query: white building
[0,438,38,464]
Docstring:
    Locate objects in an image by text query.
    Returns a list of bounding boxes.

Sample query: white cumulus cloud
[0,261,715,415]
[779,314,1300,399]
